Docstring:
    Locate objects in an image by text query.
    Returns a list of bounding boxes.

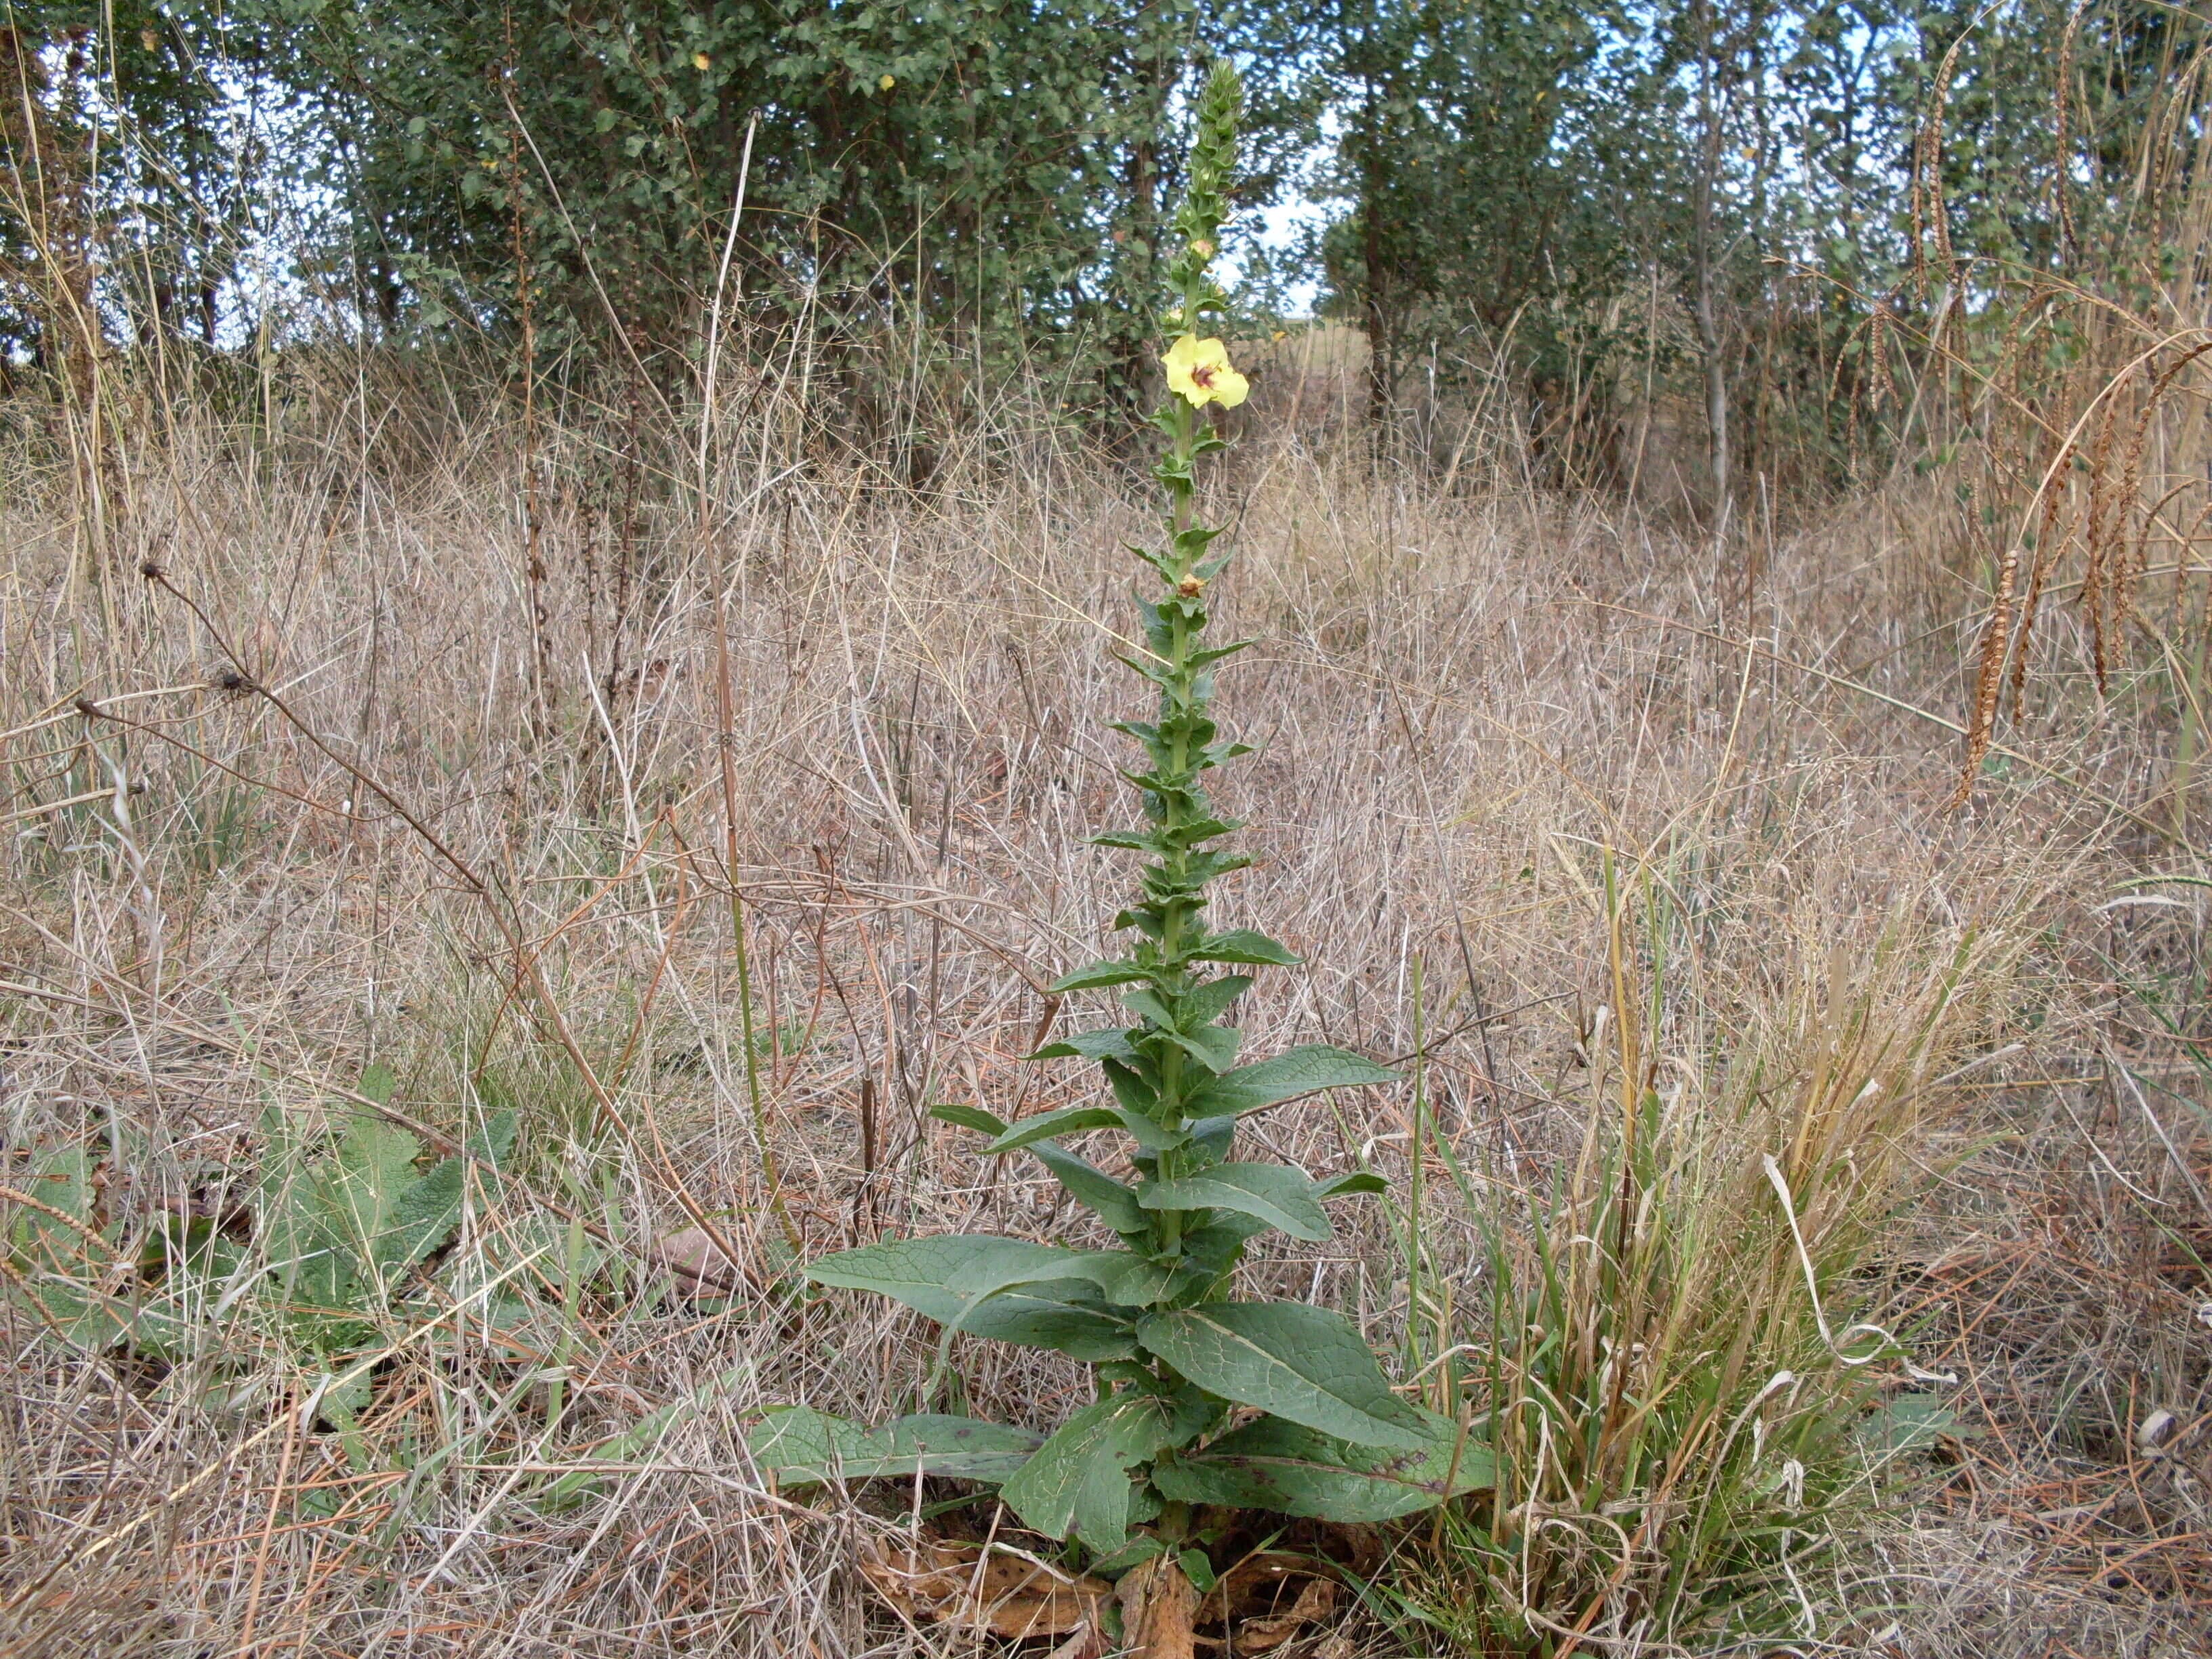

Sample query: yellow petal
[1212,367,1249,409]
[1162,334,1208,406]
[880,73,896,91]
[693,51,711,70]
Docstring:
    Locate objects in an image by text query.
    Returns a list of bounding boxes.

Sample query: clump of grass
[1385,871,2019,1652]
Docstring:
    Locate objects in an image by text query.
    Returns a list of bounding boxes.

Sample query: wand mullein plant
[750,61,1488,1580]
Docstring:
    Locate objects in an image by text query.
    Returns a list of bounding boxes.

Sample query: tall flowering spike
[1033,57,1298,1269]
[764,58,1427,1574]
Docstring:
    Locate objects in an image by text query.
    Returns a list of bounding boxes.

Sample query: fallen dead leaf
[1119,1553,1199,1659]
[1236,1576,1336,1652]
[858,1537,1107,1639]
[1043,1619,1106,1659]
[650,1227,743,1294]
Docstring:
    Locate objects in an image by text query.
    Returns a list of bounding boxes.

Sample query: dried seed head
[1177,573,1204,598]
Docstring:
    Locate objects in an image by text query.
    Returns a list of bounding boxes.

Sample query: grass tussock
[0,371,2207,1656]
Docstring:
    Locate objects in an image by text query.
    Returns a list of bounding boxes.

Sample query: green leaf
[1175,975,1254,1027]
[1315,1170,1388,1199]
[1858,1393,1980,1455]
[983,1105,1122,1155]
[806,1234,1086,1311]
[1135,1303,1429,1449]
[1153,1408,1492,1521]
[962,1292,1143,1361]
[1031,1028,1142,1064]
[1050,960,1151,993]
[8,1147,93,1254]
[1184,928,1298,966]
[1121,987,1177,1029]
[805,1234,1139,1360]
[930,1102,1009,1136]
[999,1390,1201,1552]
[749,1407,1044,1485]
[541,1362,750,1507]
[1179,1549,1218,1595]
[1181,1214,1267,1277]
[1181,1046,1399,1119]
[1030,1143,1148,1234]
[1139,1162,1330,1242]
[1111,1105,1191,1155]
[1175,1025,1244,1073]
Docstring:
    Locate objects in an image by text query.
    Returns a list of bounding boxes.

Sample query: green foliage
[272,0,1248,382]
[0,0,291,365]
[3,1066,514,1424]
[749,64,1473,1565]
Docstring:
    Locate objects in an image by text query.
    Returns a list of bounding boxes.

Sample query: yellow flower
[693,51,711,70]
[879,73,896,91]
[1162,334,1248,409]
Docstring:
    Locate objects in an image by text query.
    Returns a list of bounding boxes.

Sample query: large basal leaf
[1135,1303,1429,1449]
[749,1406,1044,1486]
[378,1109,515,1276]
[1180,1046,1399,1119]
[1139,1162,1330,1242]
[1151,1408,1493,1521]
[999,1391,1199,1553]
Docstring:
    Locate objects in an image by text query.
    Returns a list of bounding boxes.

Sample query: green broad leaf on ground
[1050,960,1152,993]
[983,1105,1123,1155]
[749,1406,1044,1486]
[541,1361,750,1507]
[1029,1143,1148,1234]
[1135,1302,1430,1449]
[1859,1392,1981,1455]
[379,1108,514,1276]
[1152,1408,1493,1521]
[1181,1046,1399,1119]
[1139,1162,1331,1242]
[1183,928,1298,966]
[999,1390,1204,1553]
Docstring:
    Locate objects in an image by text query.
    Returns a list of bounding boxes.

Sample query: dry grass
[1,363,2207,1656]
